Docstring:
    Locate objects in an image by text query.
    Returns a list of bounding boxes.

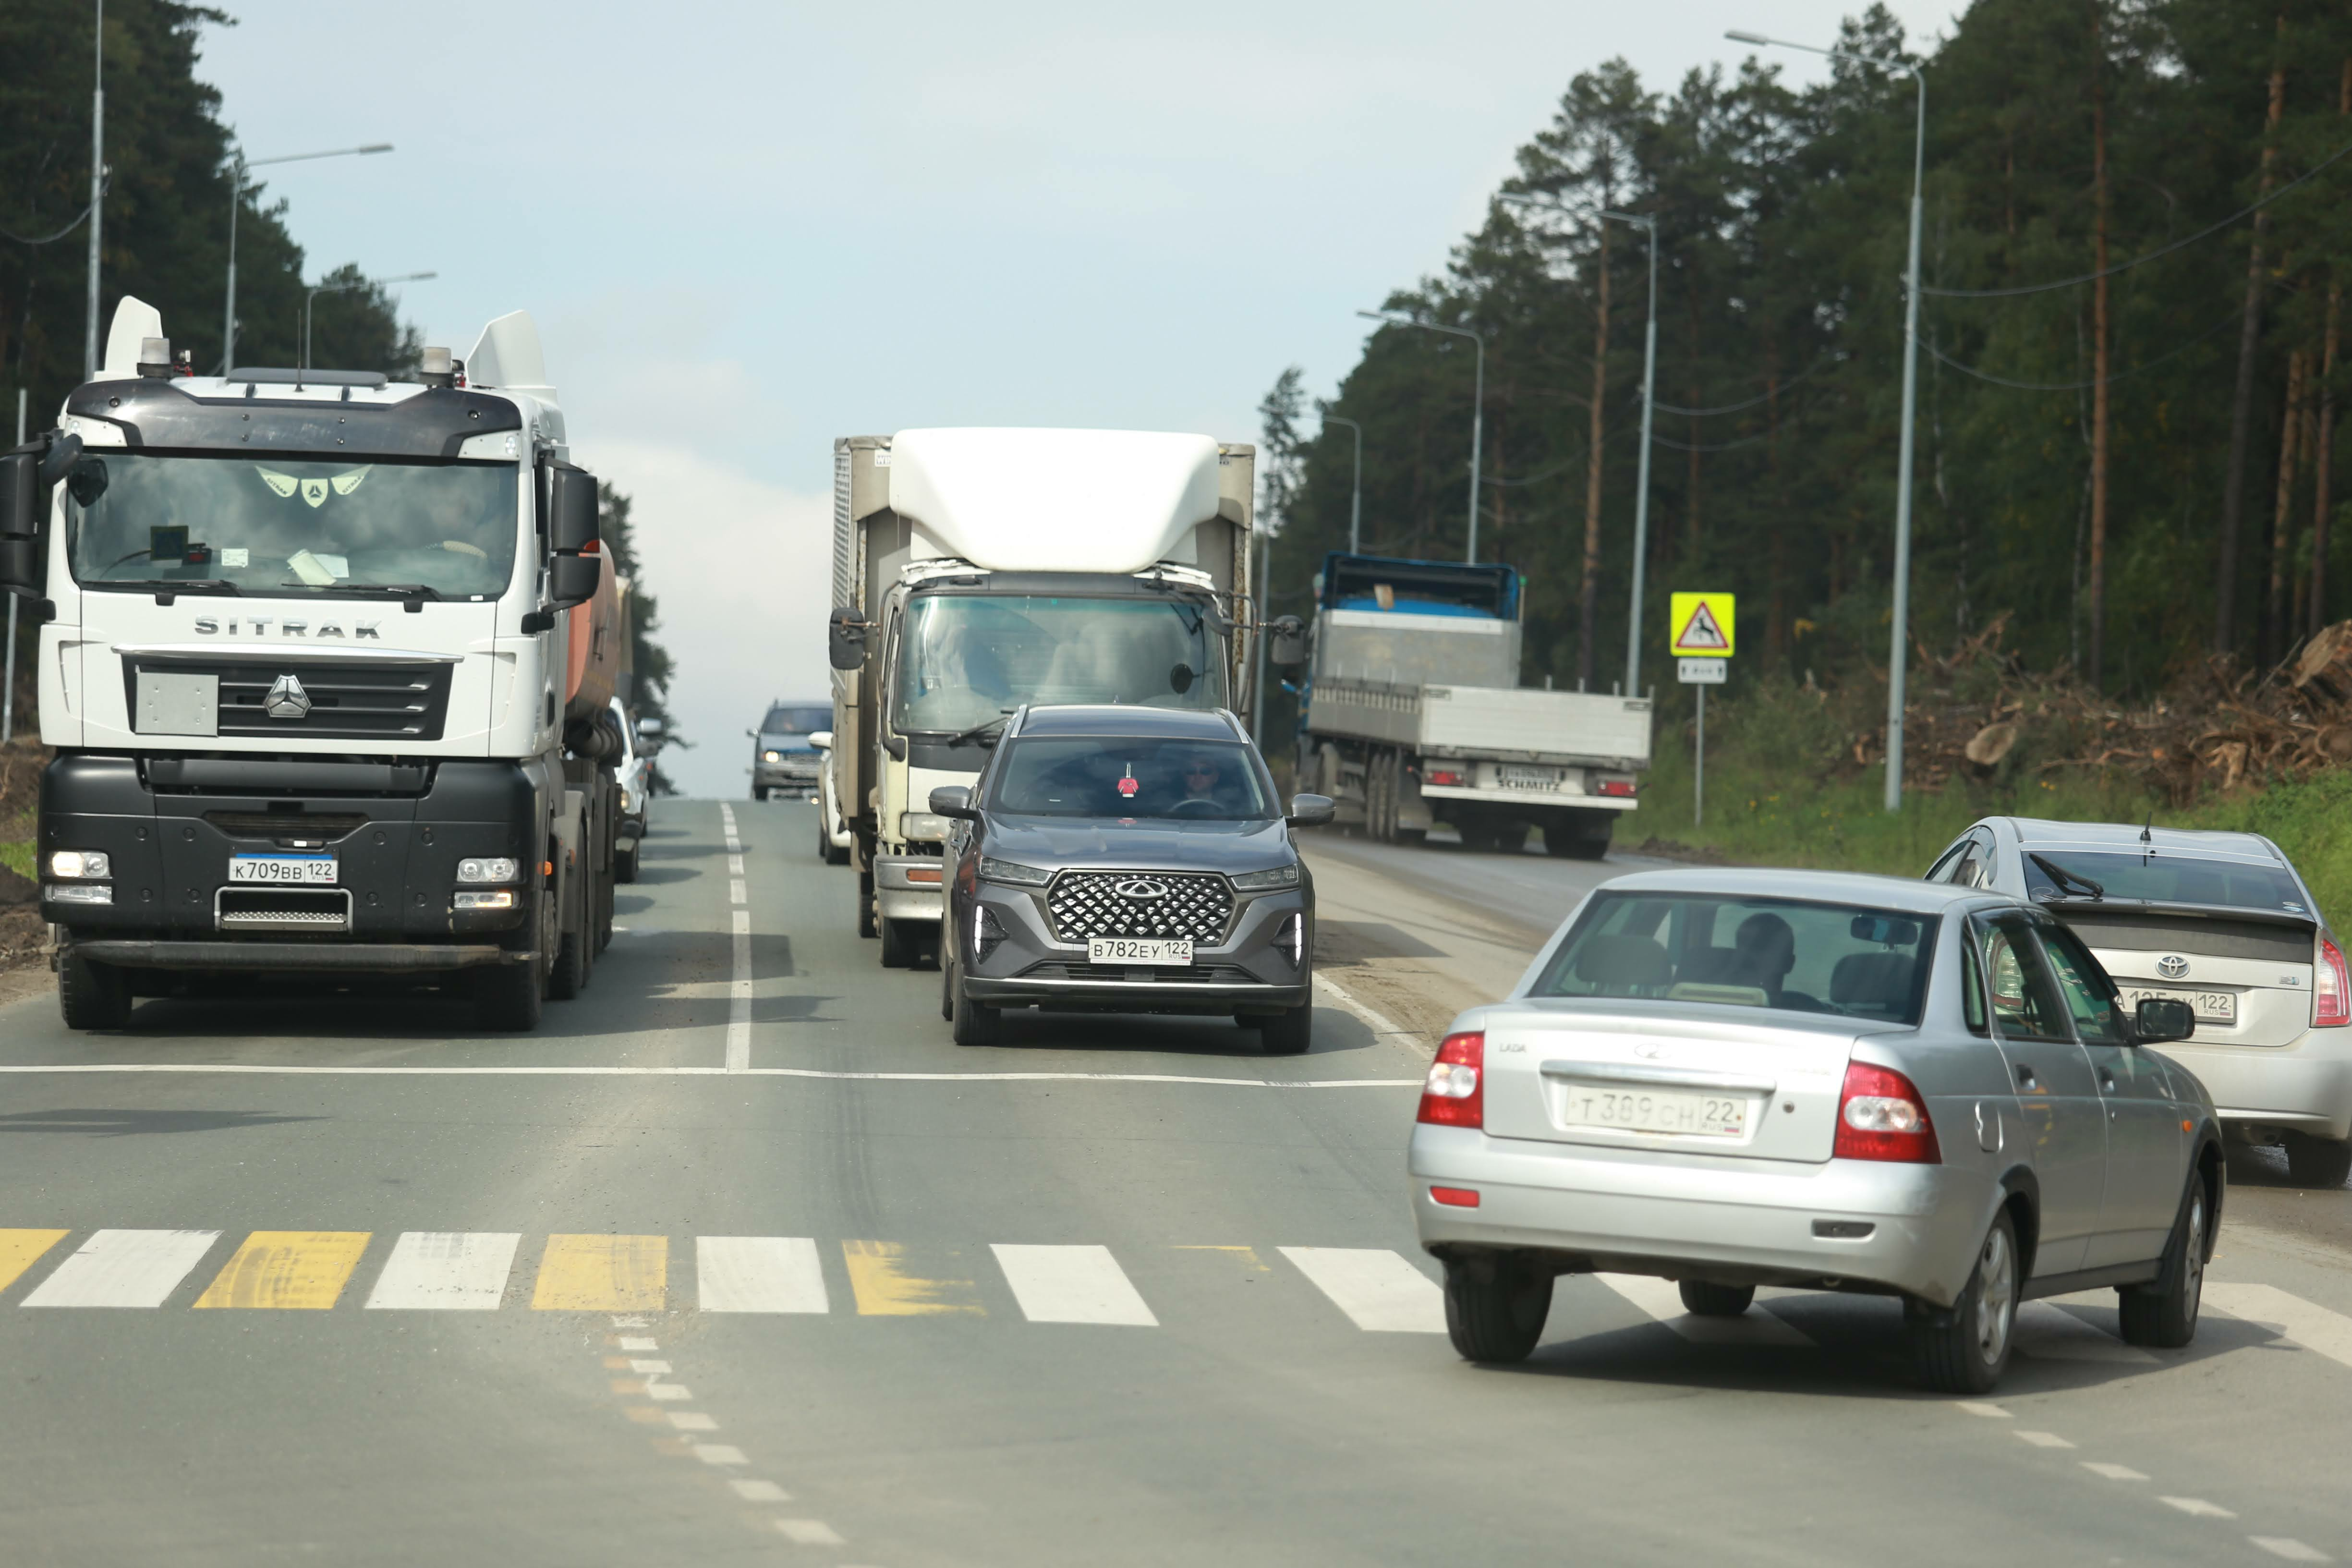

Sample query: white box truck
[826,428,1255,966]
[0,299,629,1031]
[1294,553,1649,858]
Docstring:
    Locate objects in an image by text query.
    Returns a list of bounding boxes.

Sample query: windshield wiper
[942,713,1014,749]
[2028,852,2106,901]
[278,582,442,600]
[96,577,240,595]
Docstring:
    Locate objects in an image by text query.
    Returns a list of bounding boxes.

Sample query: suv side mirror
[546,461,600,553]
[809,729,833,752]
[2134,996,2194,1045]
[829,607,872,671]
[928,785,978,821]
[1287,792,1335,827]
[1268,615,1307,669]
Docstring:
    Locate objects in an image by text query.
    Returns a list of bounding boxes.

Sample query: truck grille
[128,658,454,742]
[1046,871,1233,944]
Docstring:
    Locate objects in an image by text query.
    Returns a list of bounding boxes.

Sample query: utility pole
[1324,414,1364,554]
[85,0,104,377]
[1603,209,1660,697]
[4,389,21,743]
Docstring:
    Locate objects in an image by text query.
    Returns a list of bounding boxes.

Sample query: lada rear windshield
[895,594,1225,736]
[1533,893,1940,1025]
[62,451,519,598]
[990,738,1273,821]
[2021,850,2309,915]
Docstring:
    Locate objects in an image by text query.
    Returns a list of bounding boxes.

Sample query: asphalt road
[0,800,2348,1566]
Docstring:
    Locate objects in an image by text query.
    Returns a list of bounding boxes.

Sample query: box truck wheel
[858,868,877,938]
[616,839,640,883]
[58,944,133,1031]
[880,917,916,968]
[1544,810,1613,861]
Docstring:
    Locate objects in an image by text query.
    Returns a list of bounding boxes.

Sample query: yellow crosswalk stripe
[531,1234,667,1311]
[193,1231,371,1310]
[842,1240,982,1316]
[0,1230,69,1294]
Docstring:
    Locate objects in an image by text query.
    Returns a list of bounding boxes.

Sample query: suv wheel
[950,967,1002,1047]
[1256,1002,1312,1055]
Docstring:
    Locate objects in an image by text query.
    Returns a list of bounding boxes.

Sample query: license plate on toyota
[2122,985,2236,1025]
[228,854,338,886]
[1089,938,1193,965]
[1556,1084,1747,1138]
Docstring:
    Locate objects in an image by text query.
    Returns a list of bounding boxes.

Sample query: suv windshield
[762,705,829,734]
[63,451,519,598]
[2022,850,2308,914]
[990,737,1273,821]
[894,594,1225,735]
[1533,892,1940,1025]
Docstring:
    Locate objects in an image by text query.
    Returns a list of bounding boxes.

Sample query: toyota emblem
[264,673,313,719]
[1113,878,1169,901]
[2156,955,2189,980]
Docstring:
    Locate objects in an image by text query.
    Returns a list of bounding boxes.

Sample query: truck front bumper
[873,852,946,924]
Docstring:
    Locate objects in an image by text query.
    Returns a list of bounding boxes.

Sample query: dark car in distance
[930,705,1335,1052]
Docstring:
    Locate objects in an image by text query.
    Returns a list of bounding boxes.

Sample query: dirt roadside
[1304,845,1548,1050]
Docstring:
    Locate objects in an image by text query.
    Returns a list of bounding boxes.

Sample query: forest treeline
[1258,0,2352,716]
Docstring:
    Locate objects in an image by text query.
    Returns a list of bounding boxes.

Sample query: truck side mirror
[547,550,602,610]
[829,607,871,671]
[1268,615,1307,669]
[1286,792,1335,827]
[0,451,43,598]
[928,785,978,821]
[809,729,833,751]
[546,462,600,553]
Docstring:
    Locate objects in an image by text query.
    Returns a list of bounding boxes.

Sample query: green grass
[0,840,29,881]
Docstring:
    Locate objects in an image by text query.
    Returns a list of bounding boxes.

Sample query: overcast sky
[193,0,1954,796]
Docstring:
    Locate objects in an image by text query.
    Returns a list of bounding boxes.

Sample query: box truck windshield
[64,452,520,598]
[893,593,1226,734]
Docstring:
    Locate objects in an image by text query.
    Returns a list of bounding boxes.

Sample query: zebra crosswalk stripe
[697,1237,828,1313]
[366,1232,522,1311]
[992,1243,1158,1326]
[1278,1246,1445,1333]
[21,1229,220,1309]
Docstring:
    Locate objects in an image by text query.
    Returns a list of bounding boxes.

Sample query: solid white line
[2015,1301,2156,1364]
[1593,1273,1815,1347]
[991,1244,1158,1326]
[727,908,752,1073]
[364,1231,520,1311]
[1279,1246,1445,1333]
[21,1229,219,1309]
[1314,972,1417,1041]
[2205,1282,2352,1371]
[697,1237,828,1313]
[0,1063,1419,1086]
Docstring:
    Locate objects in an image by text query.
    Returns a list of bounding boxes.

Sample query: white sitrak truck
[826,428,1256,966]
[0,299,626,1031]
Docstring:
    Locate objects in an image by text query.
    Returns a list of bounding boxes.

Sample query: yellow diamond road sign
[1670,592,1735,657]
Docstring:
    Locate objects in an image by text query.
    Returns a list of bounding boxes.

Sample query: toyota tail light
[2317,937,2351,1028]
[1417,1031,1485,1129]
[1833,1060,1941,1163]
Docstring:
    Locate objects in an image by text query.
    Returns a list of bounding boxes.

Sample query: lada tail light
[2316,937,2351,1028]
[1417,1032,1485,1129]
[1832,1060,1941,1164]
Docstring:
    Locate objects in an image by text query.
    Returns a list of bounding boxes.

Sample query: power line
[0,175,111,245]
[1924,299,2243,390]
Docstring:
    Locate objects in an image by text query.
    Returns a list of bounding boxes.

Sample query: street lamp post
[85,0,103,378]
[303,270,434,375]
[1729,27,1926,813]
[1323,414,1364,554]
[224,143,392,372]
[1356,310,1484,564]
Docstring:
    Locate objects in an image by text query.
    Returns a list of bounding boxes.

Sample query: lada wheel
[1907,1210,2019,1394]
[2119,1174,2208,1349]
[1678,1281,1756,1317]
[2284,1132,2352,1190]
[58,946,132,1031]
[1443,1255,1553,1363]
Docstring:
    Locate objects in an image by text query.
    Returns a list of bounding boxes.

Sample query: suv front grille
[1046,871,1233,944]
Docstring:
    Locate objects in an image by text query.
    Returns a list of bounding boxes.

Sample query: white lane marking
[1594,1274,1815,1347]
[2160,1498,2238,1519]
[1279,1247,1444,1333]
[667,1412,717,1432]
[727,910,752,1073]
[698,1236,828,1313]
[693,1444,749,1467]
[628,1359,671,1374]
[610,1314,651,1328]
[2015,1301,2156,1363]
[729,1480,791,1503]
[1313,972,1416,1041]
[1955,1401,2011,1418]
[729,879,747,905]
[21,1229,218,1309]
[618,1336,658,1351]
[647,1382,692,1401]
[2206,1282,2352,1371]
[2013,1430,2076,1449]
[991,1244,1158,1326]
[0,1064,1420,1086]
[776,1520,846,1545]
[364,1231,520,1311]
[2082,1462,2149,1481]
[728,855,745,876]
[2251,1538,2332,1562]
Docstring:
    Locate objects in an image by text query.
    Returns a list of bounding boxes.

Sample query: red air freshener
[1117,776,1140,797]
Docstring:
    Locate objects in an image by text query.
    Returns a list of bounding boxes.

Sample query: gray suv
[751,701,829,800]
[931,705,1334,1052]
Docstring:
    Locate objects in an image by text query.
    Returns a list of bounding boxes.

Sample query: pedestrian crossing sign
[1670,592,1735,657]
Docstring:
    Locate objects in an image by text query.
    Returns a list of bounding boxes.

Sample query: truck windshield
[62,452,519,598]
[893,594,1225,735]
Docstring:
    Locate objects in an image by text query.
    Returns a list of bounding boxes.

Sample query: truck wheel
[827,835,849,867]
[58,946,133,1031]
[858,868,877,938]
[1491,822,1528,855]
[548,868,589,999]
[615,840,640,884]
[473,959,544,1031]
[1545,817,1612,860]
[880,917,913,968]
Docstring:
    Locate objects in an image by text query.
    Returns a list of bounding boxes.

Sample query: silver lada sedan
[1408,868,2222,1392]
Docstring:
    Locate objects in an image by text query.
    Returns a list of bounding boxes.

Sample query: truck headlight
[48,851,111,879]
[454,889,516,910]
[456,857,520,884]
[1231,863,1300,891]
[900,812,950,842]
[46,884,113,904]
[978,857,1052,888]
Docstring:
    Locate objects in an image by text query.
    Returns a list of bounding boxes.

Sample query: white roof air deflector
[102,297,166,377]
[467,310,557,406]
[886,427,1223,574]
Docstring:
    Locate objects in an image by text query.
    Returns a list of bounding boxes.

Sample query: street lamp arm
[246,142,394,170]
[1355,311,1485,563]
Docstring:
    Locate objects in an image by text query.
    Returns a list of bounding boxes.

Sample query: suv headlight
[978,857,1052,888]
[457,857,520,884]
[763,750,782,762]
[1231,863,1301,891]
[49,851,111,879]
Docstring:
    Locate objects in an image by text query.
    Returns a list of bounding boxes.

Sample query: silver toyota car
[1408,868,2221,1393]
